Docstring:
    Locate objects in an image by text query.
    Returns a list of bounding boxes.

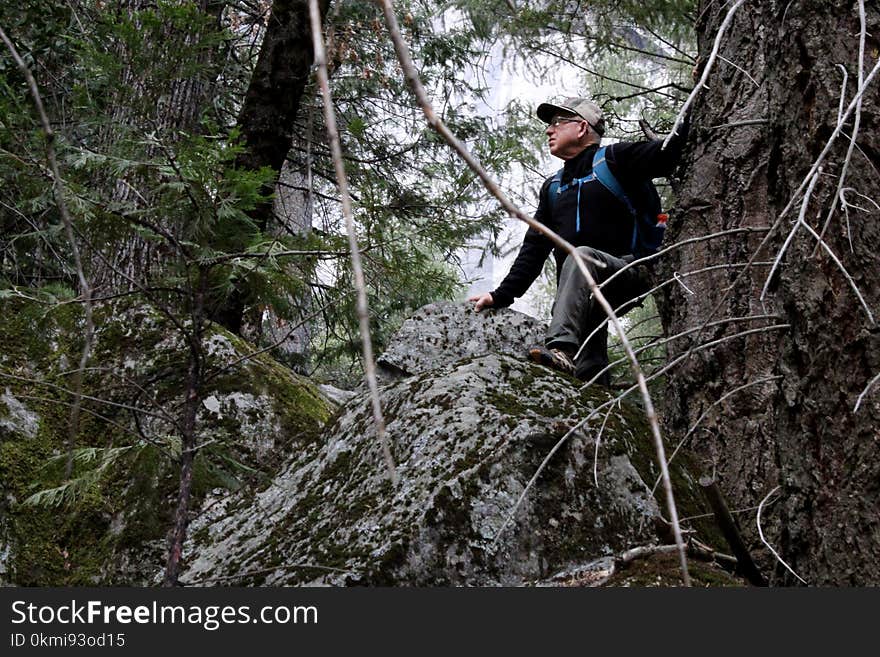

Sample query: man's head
[537,97,605,159]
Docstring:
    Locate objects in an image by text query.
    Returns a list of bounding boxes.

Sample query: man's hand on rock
[468,292,494,312]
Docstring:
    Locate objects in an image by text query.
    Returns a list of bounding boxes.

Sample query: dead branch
[699,474,767,586]
[0,23,96,479]
[577,261,775,359]
[655,375,783,492]
[664,0,748,149]
[204,287,356,384]
[309,0,397,485]
[585,316,785,389]
[617,543,680,567]
[756,486,808,585]
[854,370,880,412]
[813,0,867,255]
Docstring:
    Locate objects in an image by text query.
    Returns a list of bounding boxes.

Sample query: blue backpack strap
[592,146,635,216]
[592,145,639,251]
[548,166,596,233]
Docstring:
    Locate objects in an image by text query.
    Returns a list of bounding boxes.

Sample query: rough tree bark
[91,0,225,290]
[660,0,880,585]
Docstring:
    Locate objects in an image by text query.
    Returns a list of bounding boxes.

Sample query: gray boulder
[376,301,547,380]
[181,347,669,586]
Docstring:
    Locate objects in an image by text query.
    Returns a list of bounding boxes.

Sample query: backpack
[548,145,667,259]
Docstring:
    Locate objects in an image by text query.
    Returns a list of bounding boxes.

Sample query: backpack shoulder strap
[592,145,636,216]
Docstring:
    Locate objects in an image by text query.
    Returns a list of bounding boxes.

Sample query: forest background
[1,0,878,586]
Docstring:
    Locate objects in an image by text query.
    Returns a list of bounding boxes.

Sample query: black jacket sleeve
[490,179,554,308]
[606,116,690,183]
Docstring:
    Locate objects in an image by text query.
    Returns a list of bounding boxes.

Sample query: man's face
[545,113,588,159]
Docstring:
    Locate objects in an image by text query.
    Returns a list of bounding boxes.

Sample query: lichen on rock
[181,308,705,585]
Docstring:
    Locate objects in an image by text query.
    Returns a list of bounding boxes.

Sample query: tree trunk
[163,267,207,587]
[90,0,225,291]
[660,0,880,585]
[212,0,330,332]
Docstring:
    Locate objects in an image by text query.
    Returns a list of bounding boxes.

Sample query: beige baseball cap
[537,97,605,135]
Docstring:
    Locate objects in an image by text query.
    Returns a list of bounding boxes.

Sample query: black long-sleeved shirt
[491,127,688,308]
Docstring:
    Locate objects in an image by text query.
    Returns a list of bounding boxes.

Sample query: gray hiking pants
[545,246,653,384]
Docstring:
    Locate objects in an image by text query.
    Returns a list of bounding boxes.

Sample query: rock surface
[182,354,664,585]
[2,297,719,587]
[180,303,708,586]
[376,301,546,380]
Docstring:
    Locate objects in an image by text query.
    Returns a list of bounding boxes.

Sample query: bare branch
[575,252,774,364]
[664,0,748,149]
[204,287,356,383]
[309,0,397,485]
[761,168,823,301]
[812,0,867,256]
[854,371,880,413]
[0,372,178,426]
[585,318,785,391]
[379,0,690,584]
[756,486,808,585]
[652,376,783,495]
[799,214,875,324]
[707,119,767,130]
[0,23,95,479]
[492,324,790,563]
[699,474,767,586]
[717,54,759,87]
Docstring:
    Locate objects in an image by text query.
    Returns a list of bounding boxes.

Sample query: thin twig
[761,168,823,301]
[582,323,791,392]
[204,287,355,383]
[651,376,783,496]
[493,324,790,558]
[717,55,759,87]
[756,486,808,585]
[309,0,397,485]
[799,214,875,324]
[586,318,784,392]
[0,372,178,425]
[664,0,748,149]
[0,24,95,478]
[813,0,867,255]
[575,252,774,363]
[835,64,848,127]
[854,371,880,412]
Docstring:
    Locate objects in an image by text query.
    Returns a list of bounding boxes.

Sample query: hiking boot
[527,345,576,376]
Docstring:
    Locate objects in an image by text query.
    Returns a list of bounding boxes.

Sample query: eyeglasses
[548,116,584,128]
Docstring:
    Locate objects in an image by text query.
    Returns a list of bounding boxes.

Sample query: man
[469,97,688,384]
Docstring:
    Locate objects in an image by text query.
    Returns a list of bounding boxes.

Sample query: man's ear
[577,121,590,140]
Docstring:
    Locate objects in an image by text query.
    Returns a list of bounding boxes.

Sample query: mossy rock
[603,551,745,587]
[181,352,721,586]
[0,295,331,585]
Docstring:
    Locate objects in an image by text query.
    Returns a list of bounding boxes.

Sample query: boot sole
[528,347,574,375]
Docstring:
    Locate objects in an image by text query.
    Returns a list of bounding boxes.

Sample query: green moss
[0,294,332,585]
[603,551,744,587]
[606,403,727,551]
